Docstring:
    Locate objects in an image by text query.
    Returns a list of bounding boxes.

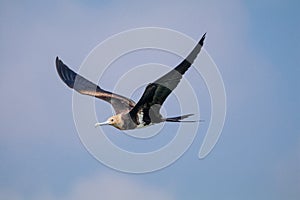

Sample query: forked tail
[164,114,198,122]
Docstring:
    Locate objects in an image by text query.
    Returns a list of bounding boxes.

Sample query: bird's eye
[110,119,114,122]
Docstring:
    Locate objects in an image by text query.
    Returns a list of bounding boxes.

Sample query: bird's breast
[137,111,144,125]
[135,111,151,128]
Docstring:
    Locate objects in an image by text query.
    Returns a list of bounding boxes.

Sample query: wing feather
[130,33,206,121]
[56,57,136,114]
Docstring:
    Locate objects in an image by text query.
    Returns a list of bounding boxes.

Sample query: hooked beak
[95,121,110,127]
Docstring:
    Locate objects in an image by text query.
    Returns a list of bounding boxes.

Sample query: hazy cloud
[32,173,175,200]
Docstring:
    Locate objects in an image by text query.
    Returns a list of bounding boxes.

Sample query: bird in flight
[56,33,206,130]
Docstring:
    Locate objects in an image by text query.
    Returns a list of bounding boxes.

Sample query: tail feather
[164,114,196,122]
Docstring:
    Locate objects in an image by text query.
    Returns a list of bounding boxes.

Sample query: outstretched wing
[129,33,206,123]
[56,57,136,114]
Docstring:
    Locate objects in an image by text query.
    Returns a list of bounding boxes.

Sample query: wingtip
[55,56,61,67]
[55,56,66,70]
[199,32,206,46]
[55,56,77,89]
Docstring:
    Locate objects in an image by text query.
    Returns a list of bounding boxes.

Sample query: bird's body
[56,33,206,130]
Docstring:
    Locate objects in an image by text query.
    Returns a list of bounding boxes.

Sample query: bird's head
[95,114,124,130]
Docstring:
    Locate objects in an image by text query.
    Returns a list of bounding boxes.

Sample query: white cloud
[0,173,175,200]
[32,173,175,200]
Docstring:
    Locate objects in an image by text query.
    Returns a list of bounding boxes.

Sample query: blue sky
[0,0,299,199]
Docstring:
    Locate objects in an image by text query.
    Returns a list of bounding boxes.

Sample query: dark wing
[129,33,206,123]
[56,57,136,114]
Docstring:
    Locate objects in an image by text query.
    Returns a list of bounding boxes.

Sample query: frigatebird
[56,33,206,130]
